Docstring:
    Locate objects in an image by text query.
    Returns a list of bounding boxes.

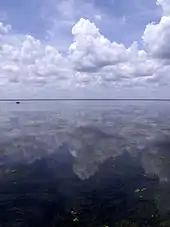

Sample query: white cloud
[42,0,106,49]
[94,15,102,21]
[141,0,170,89]
[1,0,170,97]
[143,16,170,58]
[157,0,170,15]
[146,0,170,59]
[0,29,73,88]
[0,22,10,37]
[69,18,129,72]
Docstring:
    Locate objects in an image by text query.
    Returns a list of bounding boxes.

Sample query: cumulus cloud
[143,16,170,58]
[42,0,105,48]
[142,0,170,60]
[69,18,128,72]
[1,0,170,93]
[0,28,72,87]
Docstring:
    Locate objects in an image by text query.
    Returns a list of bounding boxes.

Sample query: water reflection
[0,101,170,226]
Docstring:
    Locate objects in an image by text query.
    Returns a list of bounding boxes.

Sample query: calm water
[0,101,170,226]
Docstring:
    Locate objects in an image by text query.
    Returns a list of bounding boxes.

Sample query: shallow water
[0,101,170,226]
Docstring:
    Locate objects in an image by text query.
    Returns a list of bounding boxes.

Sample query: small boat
[16,101,20,104]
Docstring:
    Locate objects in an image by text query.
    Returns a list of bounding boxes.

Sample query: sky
[0,0,170,98]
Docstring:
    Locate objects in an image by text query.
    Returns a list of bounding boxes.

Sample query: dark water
[0,101,170,226]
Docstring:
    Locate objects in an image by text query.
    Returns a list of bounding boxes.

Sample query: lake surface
[0,101,170,226]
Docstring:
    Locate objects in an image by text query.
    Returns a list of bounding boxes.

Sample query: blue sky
[0,0,161,45]
[0,0,170,98]
[0,0,46,37]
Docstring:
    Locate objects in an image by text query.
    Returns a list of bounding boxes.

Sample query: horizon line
[0,98,170,101]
